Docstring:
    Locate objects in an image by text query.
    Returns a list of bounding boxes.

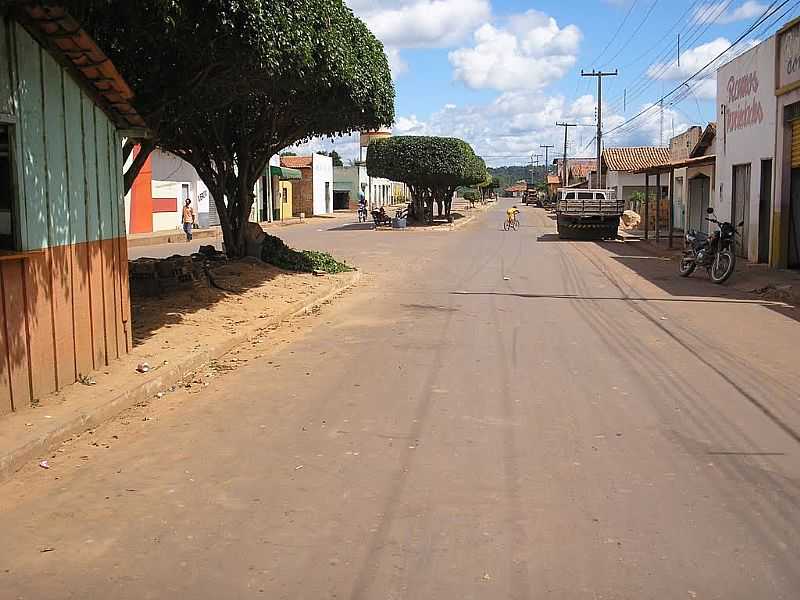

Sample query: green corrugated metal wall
[0,19,124,251]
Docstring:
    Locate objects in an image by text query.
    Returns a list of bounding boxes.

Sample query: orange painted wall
[129,150,154,234]
[0,238,131,415]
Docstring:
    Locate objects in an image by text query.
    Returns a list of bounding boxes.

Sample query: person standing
[182,198,195,241]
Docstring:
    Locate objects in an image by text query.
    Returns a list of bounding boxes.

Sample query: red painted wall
[129,148,154,234]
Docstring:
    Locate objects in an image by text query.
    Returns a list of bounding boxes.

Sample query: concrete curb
[0,270,361,484]
[127,228,221,248]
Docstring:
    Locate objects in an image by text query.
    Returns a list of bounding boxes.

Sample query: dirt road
[3,202,800,599]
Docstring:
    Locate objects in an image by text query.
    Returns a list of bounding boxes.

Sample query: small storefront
[775,17,800,268]
[716,35,777,264]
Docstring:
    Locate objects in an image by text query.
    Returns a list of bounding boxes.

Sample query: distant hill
[489,165,547,189]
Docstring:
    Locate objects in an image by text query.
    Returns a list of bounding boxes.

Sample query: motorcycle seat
[687,230,708,244]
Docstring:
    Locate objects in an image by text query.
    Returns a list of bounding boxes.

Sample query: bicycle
[503,216,519,231]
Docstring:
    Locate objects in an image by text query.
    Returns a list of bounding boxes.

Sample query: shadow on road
[449,290,788,307]
[328,222,376,232]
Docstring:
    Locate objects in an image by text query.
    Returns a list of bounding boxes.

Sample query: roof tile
[280,156,313,169]
[602,147,672,172]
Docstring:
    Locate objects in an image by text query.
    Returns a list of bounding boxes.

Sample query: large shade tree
[58,0,395,257]
[367,137,487,223]
[478,175,501,202]
[53,0,244,193]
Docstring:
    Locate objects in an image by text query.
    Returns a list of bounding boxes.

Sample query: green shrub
[261,234,354,274]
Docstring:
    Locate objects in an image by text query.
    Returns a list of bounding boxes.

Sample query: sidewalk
[0,263,360,483]
[617,230,800,305]
[126,218,308,249]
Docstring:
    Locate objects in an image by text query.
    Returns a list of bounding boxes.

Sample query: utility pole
[555,122,578,188]
[540,144,554,177]
[659,98,665,147]
[529,153,536,185]
[581,69,617,188]
[533,154,543,185]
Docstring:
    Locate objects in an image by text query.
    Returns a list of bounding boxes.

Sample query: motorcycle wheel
[678,256,696,277]
[710,248,736,284]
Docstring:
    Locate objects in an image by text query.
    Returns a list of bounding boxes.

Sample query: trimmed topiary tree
[478,175,501,202]
[366,136,487,223]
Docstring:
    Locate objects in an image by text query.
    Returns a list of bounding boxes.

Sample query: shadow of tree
[130,259,281,346]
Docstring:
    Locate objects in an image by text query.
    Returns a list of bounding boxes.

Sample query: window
[578,192,594,200]
[565,192,575,200]
[0,124,17,251]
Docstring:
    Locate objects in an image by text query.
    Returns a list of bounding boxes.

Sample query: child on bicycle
[506,205,520,225]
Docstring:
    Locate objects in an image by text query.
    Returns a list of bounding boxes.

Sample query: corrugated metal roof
[602,147,672,172]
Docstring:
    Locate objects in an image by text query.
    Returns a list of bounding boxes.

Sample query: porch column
[669,167,675,249]
[644,172,650,240]
[655,171,661,242]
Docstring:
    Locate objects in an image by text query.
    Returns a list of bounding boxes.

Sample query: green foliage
[366,136,485,187]
[62,0,395,257]
[478,175,501,191]
[366,136,487,222]
[261,234,353,273]
[488,166,529,189]
[463,191,478,201]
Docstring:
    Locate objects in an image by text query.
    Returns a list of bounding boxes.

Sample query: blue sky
[299,1,800,165]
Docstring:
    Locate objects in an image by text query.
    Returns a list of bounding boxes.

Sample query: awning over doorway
[270,165,302,180]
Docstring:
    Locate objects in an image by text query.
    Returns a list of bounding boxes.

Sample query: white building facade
[716,36,777,263]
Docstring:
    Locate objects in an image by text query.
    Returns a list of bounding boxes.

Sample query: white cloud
[347,0,490,48]
[385,48,408,78]
[294,92,681,168]
[647,37,759,99]
[346,0,490,80]
[448,11,581,92]
[388,91,604,167]
[604,103,691,147]
[692,1,767,25]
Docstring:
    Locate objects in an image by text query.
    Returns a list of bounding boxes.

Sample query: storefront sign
[778,19,800,93]
[725,71,764,132]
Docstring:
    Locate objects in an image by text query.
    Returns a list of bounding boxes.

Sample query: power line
[604,0,661,66]
[606,0,735,114]
[582,70,618,187]
[593,0,641,67]
[605,0,789,139]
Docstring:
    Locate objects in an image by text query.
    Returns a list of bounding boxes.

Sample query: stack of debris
[129,246,228,298]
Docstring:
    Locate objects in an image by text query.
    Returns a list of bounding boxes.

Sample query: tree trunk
[123,140,156,195]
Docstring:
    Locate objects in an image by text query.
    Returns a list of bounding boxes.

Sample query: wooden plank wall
[0,21,132,415]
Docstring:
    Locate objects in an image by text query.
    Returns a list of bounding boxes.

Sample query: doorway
[325,182,332,213]
[789,169,800,268]
[758,160,772,263]
[688,175,710,233]
[333,190,350,210]
[732,163,751,259]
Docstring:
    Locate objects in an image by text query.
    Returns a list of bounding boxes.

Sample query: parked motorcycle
[679,207,741,284]
[357,204,368,223]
